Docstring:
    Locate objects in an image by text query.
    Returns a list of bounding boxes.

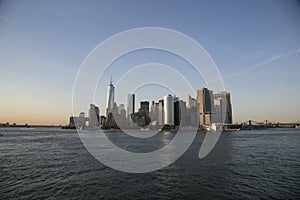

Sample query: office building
[118,104,125,114]
[178,100,187,126]
[174,99,180,126]
[213,91,233,124]
[164,94,174,125]
[158,99,164,125]
[127,94,135,119]
[78,112,86,128]
[68,116,76,128]
[197,88,213,125]
[140,101,149,114]
[106,77,115,117]
[187,95,197,108]
[89,104,100,128]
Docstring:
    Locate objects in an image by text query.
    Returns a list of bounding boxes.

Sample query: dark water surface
[1,127,299,199]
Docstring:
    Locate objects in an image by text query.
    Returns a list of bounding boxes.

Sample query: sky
[0,0,300,125]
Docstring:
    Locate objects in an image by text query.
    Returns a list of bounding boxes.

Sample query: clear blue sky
[1,0,300,125]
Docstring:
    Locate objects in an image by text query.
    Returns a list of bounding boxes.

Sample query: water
[1,127,299,199]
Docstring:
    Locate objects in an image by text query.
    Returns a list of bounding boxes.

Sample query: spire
[109,75,113,86]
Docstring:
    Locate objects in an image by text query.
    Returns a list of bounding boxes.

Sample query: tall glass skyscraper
[127,94,135,119]
[213,91,233,124]
[197,88,213,125]
[164,94,174,126]
[106,77,115,117]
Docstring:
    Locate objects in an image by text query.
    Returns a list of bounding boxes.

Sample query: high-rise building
[185,95,198,127]
[118,104,125,114]
[68,116,76,128]
[213,97,225,124]
[186,106,198,127]
[150,101,159,124]
[187,95,191,108]
[178,100,187,126]
[164,94,174,125]
[213,91,233,124]
[78,112,86,128]
[114,104,127,128]
[100,115,106,126]
[197,88,213,125]
[112,102,118,116]
[131,101,151,127]
[127,94,135,119]
[106,77,115,117]
[187,95,197,108]
[140,101,149,114]
[174,99,180,126]
[89,104,100,128]
[158,99,164,125]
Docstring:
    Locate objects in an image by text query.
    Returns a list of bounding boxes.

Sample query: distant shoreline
[0,124,62,128]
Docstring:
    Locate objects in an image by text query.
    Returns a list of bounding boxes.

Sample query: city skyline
[68,77,233,130]
[1,0,300,125]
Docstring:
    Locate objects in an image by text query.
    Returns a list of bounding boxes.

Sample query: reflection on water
[0,127,299,199]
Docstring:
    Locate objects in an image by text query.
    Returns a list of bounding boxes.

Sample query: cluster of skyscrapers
[69,78,233,129]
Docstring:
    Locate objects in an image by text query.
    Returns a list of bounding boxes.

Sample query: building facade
[213,91,233,124]
[106,77,115,117]
[89,104,100,128]
[158,99,164,125]
[164,94,174,125]
[127,94,135,119]
[140,101,149,113]
[197,88,213,126]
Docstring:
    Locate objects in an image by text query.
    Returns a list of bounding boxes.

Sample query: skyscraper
[176,99,186,126]
[174,99,180,126]
[213,91,233,124]
[158,99,164,125]
[127,94,135,119]
[106,77,115,117]
[78,112,86,128]
[150,101,159,124]
[140,101,150,114]
[118,104,125,115]
[164,94,174,125]
[197,88,213,126]
[187,95,197,108]
[89,104,100,128]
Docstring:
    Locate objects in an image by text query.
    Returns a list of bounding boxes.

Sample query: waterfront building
[127,94,135,119]
[164,94,174,125]
[213,91,233,124]
[89,104,100,128]
[150,101,159,124]
[140,101,150,114]
[185,95,198,127]
[174,99,180,126]
[187,95,197,108]
[68,116,76,128]
[100,115,106,126]
[114,108,127,128]
[197,88,213,126]
[118,104,125,115]
[78,112,86,128]
[158,99,164,125]
[186,106,198,127]
[131,101,151,127]
[178,100,187,126]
